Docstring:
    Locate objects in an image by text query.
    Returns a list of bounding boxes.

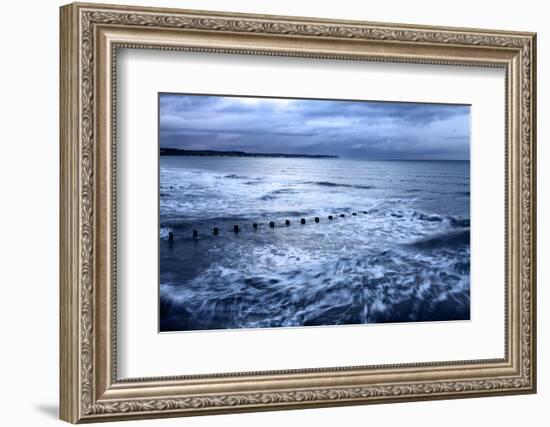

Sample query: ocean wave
[160,247,470,331]
[307,181,376,190]
[410,211,469,227]
[412,211,443,222]
[258,187,306,200]
[271,188,298,194]
[405,228,470,250]
[223,174,247,179]
[222,174,262,182]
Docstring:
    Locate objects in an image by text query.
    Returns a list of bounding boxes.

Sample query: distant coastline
[160,147,338,159]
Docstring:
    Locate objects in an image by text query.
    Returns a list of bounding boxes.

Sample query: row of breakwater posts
[167,211,369,241]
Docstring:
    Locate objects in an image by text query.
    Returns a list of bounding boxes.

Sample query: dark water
[159,157,470,331]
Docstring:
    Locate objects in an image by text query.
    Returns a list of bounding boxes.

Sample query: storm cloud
[159,93,470,160]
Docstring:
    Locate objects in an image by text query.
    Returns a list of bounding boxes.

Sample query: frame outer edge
[68,1,537,37]
[59,2,537,422]
[529,33,537,393]
[60,3,81,424]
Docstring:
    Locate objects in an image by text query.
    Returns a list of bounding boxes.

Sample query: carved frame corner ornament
[60,2,536,423]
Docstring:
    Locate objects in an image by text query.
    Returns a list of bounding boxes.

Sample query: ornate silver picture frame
[60,2,536,423]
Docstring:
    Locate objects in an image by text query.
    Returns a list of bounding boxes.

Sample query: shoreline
[159,147,338,159]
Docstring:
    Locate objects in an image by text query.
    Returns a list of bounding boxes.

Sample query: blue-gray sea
[159,157,470,331]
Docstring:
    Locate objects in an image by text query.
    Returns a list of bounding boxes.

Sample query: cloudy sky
[159,93,470,160]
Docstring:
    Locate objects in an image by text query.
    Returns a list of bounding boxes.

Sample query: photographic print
[159,93,471,332]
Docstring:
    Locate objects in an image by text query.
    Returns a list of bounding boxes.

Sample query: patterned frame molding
[60,2,536,423]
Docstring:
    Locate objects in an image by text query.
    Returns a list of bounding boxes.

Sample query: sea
[159,156,470,332]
